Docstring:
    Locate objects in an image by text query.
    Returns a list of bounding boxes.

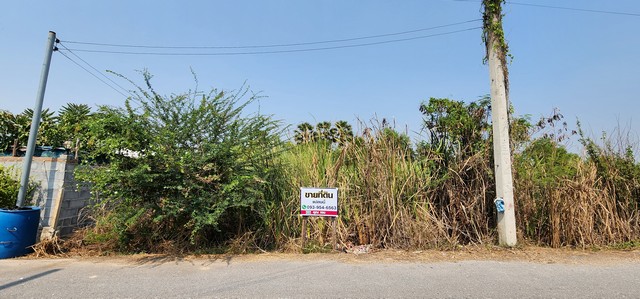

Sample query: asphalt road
[1,254,639,298]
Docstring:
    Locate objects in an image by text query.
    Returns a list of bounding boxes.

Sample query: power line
[452,0,640,17]
[57,42,134,97]
[58,27,482,56]
[56,49,130,98]
[507,1,640,17]
[60,19,481,49]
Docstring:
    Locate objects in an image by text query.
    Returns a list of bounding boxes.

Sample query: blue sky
[1,1,639,144]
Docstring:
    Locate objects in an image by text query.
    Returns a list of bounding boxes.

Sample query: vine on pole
[482,0,511,102]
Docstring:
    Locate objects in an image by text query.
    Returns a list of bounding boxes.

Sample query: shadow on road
[0,268,61,291]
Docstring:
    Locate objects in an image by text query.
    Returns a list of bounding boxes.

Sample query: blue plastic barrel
[0,207,41,259]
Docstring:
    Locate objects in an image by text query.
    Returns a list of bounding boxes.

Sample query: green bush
[0,166,20,209]
[76,71,284,252]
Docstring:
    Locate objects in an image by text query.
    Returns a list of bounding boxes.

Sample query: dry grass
[270,127,498,251]
[72,124,640,253]
[267,126,640,251]
[30,236,68,258]
[515,132,640,248]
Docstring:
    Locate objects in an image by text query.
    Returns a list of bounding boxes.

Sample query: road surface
[1,251,639,298]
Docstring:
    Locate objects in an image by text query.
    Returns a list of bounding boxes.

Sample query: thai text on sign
[300,187,338,217]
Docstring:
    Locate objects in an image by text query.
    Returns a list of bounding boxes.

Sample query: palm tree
[334,120,353,146]
[58,103,92,145]
[16,108,60,147]
[294,122,316,144]
[58,104,91,132]
[315,121,335,143]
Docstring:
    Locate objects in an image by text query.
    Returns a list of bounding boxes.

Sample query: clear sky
[1,1,639,144]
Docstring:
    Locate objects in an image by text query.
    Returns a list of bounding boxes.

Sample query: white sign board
[300,187,338,217]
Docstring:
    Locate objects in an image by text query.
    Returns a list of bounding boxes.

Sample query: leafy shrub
[76,71,284,252]
[580,128,640,207]
[0,166,20,209]
[514,138,580,244]
[74,85,640,252]
[0,166,37,209]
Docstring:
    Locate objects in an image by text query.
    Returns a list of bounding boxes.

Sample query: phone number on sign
[302,205,337,210]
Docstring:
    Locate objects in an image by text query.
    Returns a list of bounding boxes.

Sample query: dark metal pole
[16,31,57,207]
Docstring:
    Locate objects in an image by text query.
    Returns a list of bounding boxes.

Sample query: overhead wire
[53,20,483,101]
[57,42,134,97]
[506,1,640,17]
[56,48,131,99]
[59,19,482,49]
[451,0,640,17]
[58,27,482,56]
[49,3,639,112]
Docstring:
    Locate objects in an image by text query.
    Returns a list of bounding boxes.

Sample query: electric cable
[451,0,640,17]
[57,42,134,97]
[56,50,130,98]
[59,19,482,49]
[506,1,640,17]
[57,27,482,56]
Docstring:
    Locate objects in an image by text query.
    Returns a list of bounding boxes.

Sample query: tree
[0,110,19,152]
[294,122,316,144]
[334,120,354,146]
[419,97,491,162]
[293,121,354,146]
[15,108,60,147]
[58,103,91,137]
[57,103,93,156]
[315,121,335,143]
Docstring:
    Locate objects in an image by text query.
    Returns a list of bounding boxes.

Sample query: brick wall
[0,156,90,239]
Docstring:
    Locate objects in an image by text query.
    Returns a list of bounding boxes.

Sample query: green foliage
[16,108,61,147]
[419,97,492,164]
[509,113,532,150]
[0,166,20,209]
[57,103,93,152]
[302,241,334,254]
[72,84,640,251]
[76,71,284,252]
[293,120,354,146]
[482,0,512,63]
[513,138,579,242]
[277,121,497,249]
[513,115,639,247]
[515,138,580,188]
[334,121,354,146]
[0,110,19,151]
[0,104,93,152]
[578,124,640,207]
[610,240,640,250]
[0,166,37,209]
[378,127,413,157]
[294,122,316,144]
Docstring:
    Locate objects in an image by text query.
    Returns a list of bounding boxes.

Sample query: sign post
[300,187,338,250]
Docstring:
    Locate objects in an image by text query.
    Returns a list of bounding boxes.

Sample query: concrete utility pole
[483,1,517,246]
[16,31,57,207]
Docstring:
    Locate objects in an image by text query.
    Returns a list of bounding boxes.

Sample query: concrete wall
[0,156,90,239]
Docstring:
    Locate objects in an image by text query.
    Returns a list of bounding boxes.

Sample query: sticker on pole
[300,187,338,217]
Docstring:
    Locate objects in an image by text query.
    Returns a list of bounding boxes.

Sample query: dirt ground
[26,244,640,265]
